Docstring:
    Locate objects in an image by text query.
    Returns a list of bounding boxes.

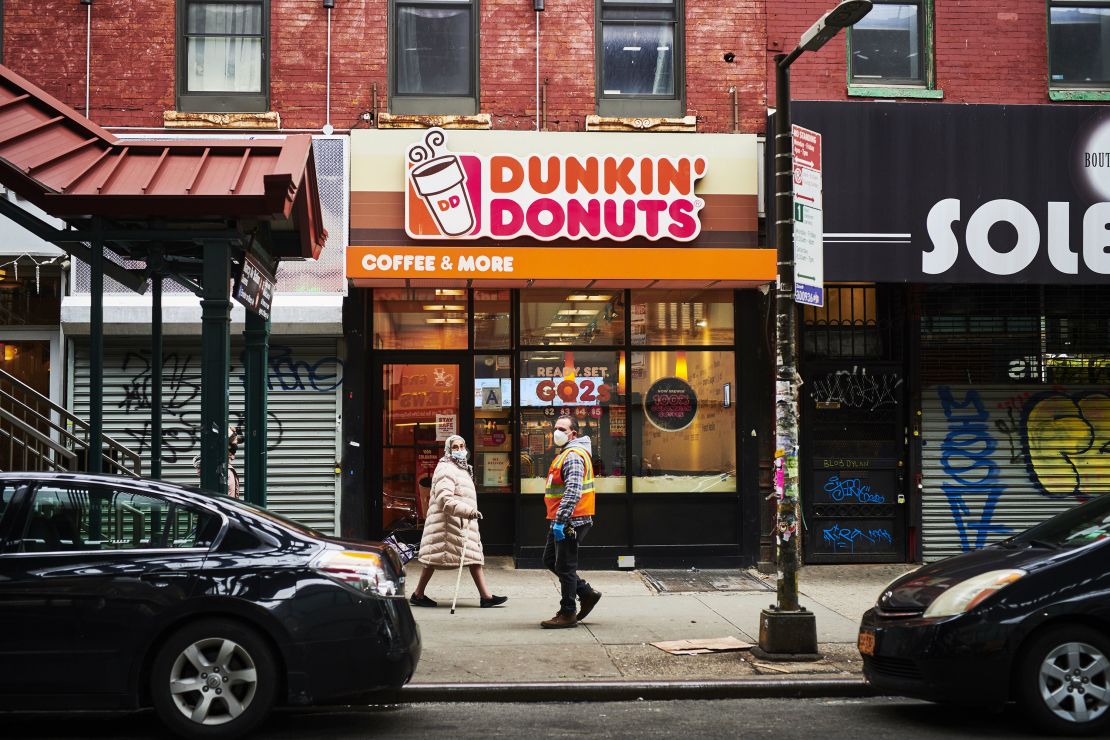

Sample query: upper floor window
[391,0,478,115]
[177,1,269,113]
[596,0,684,118]
[848,0,928,86]
[1049,2,1110,88]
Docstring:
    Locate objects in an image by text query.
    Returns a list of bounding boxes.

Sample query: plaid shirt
[555,448,593,528]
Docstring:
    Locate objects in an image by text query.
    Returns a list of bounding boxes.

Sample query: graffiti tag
[810,366,903,410]
[821,523,893,553]
[823,475,885,504]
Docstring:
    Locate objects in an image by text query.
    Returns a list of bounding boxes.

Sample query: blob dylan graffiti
[933,385,1110,553]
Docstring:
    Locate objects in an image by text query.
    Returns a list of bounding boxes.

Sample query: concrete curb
[376,677,877,703]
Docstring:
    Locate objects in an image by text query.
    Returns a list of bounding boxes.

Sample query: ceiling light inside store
[550,322,589,327]
[697,320,708,328]
[426,318,466,324]
[566,294,612,301]
[545,332,580,338]
[558,309,599,316]
[435,289,466,296]
[423,304,466,311]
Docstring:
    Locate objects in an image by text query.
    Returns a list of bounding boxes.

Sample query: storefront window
[372,288,467,350]
[520,290,624,346]
[474,289,512,349]
[631,350,736,492]
[0,272,61,326]
[518,349,627,494]
[473,354,513,493]
[631,289,734,345]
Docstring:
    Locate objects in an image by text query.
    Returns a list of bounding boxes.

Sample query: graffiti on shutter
[921,385,1110,561]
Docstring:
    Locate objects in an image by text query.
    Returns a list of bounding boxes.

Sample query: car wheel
[150,619,277,740]
[1017,624,1110,737]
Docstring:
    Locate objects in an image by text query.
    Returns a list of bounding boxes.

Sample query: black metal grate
[802,285,903,361]
[921,285,1110,384]
[864,655,923,680]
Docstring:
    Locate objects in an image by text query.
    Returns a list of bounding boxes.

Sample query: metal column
[244,309,270,506]
[88,219,104,474]
[151,268,163,479]
[200,241,232,495]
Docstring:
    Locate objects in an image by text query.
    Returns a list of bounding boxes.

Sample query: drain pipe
[323,0,335,134]
[534,0,544,131]
[81,0,92,115]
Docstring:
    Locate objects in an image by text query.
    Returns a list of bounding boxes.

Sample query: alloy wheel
[167,637,259,726]
[1039,641,1110,725]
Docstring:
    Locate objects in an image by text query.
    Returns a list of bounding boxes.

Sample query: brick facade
[2,0,764,133]
[766,0,1055,109]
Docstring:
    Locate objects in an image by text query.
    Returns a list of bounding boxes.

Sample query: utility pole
[755,0,873,661]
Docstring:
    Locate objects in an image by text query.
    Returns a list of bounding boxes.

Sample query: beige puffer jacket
[418,459,484,568]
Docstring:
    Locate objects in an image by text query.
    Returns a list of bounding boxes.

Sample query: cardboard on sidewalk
[650,637,752,656]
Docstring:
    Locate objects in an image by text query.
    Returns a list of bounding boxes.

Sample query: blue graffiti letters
[937,386,1012,552]
[821,523,893,553]
[823,475,885,504]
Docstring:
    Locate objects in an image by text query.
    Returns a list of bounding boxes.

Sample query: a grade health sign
[792,124,824,307]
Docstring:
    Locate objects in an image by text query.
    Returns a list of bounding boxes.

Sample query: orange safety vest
[545,447,596,520]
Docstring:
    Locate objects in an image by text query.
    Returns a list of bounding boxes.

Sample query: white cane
[450,516,468,614]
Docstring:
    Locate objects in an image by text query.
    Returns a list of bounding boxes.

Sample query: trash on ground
[650,637,752,655]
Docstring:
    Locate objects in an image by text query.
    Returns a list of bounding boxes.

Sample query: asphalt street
[1,698,1058,739]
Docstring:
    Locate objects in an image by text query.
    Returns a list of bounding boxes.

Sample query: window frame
[176,0,270,114]
[1047,0,1110,94]
[10,483,224,555]
[594,0,686,118]
[388,0,480,116]
[847,0,941,98]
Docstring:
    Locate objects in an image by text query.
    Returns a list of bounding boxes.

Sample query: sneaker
[480,595,508,608]
[576,589,602,621]
[540,611,578,629]
[410,593,438,608]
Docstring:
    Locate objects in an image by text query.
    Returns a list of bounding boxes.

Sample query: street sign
[234,252,276,319]
[792,124,824,307]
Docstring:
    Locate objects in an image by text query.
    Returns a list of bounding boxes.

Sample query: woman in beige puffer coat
[409,434,508,608]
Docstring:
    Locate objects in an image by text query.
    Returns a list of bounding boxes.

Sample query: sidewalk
[402,559,916,687]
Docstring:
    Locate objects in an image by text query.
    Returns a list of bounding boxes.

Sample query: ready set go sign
[405,128,708,242]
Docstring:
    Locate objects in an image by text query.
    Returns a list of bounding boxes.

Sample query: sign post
[792,124,824,307]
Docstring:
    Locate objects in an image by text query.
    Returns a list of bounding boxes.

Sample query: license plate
[858,629,876,656]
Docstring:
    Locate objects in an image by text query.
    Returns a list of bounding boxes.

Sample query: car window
[0,483,14,519]
[1016,493,1110,549]
[18,485,220,553]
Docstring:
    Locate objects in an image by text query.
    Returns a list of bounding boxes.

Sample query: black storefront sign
[643,376,698,432]
[790,102,1110,284]
[234,252,276,319]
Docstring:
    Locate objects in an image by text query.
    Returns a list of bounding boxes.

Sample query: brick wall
[2,0,764,134]
[766,0,1054,109]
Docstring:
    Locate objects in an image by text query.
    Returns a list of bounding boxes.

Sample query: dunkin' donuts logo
[405,128,707,242]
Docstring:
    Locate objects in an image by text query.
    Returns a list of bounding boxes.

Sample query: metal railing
[0,368,140,476]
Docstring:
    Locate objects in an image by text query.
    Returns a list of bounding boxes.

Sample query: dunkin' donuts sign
[406,128,707,242]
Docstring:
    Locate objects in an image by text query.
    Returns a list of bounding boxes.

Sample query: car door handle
[140,573,191,587]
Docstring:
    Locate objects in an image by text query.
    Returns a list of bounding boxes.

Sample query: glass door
[375,356,471,535]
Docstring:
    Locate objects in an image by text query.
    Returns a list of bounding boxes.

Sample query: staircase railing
[0,368,141,476]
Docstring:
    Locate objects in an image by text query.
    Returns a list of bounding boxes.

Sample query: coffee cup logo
[408,129,475,237]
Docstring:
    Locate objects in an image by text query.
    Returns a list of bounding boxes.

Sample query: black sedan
[0,472,420,739]
[860,493,1110,736]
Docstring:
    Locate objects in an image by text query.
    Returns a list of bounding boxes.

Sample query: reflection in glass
[519,350,627,494]
[395,4,473,96]
[475,289,512,349]
[1050,7,1110,85]
[850,3,922,83]
[520,290,625,346]
[631,289,734,345]
[373,289,467,350]
[185,1,264,93]
[474,355,513,493]
[632,351,736,492]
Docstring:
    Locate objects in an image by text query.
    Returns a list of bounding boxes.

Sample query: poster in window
[644,376,698,432]
[415,447,440,520]
[482,452,511,487]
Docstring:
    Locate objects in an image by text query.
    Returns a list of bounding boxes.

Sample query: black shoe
[410,593,438,607]
[577,589,602,621]
[480,595,508,608]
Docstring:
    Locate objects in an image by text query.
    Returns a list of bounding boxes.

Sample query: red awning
[0,64,326,259]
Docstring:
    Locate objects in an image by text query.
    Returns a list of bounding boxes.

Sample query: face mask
[451,449,468,461]
[553,430,569,447]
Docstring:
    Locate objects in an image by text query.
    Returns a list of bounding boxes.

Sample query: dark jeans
[542,523,593,614]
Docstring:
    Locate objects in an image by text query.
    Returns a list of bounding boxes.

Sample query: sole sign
[792,124,824,307]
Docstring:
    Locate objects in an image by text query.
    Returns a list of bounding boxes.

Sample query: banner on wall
[791,102,1110,284]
